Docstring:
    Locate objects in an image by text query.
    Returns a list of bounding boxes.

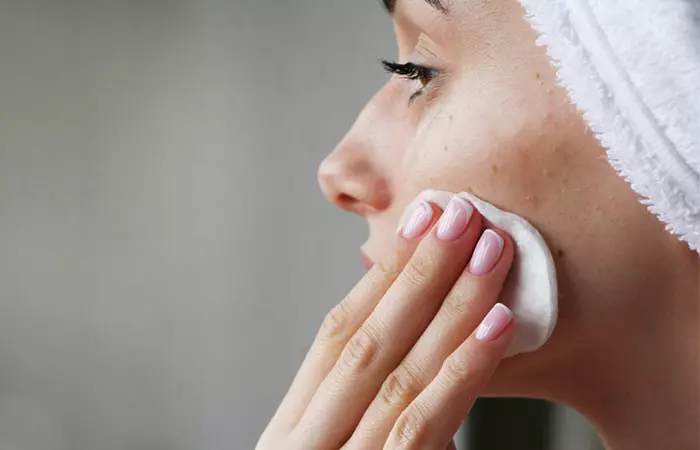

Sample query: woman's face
[318,0,683,395]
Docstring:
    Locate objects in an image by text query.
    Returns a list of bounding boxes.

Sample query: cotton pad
[399,190,558,357]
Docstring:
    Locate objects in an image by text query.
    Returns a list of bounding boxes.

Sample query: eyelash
[381,59,440,104]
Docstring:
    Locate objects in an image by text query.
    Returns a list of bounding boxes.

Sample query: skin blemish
[525,193,541,209]
[536,73,541,79]
[444,146,449,152]
[491,164,499,173]
[557,249,565,258]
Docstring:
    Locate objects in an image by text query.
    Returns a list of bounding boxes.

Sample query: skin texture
[317,0,700,449]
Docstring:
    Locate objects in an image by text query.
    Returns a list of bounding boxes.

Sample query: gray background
[0,1,600,449]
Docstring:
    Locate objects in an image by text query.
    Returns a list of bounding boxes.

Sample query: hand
[258,197,516,450]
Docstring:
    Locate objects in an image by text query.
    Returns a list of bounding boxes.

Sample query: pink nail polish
[401,202,433,239]
[475,304,513,342]
[436,197,474,241]
[469,230,504,275]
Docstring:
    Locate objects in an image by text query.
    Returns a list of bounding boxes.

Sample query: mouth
[360,250,375,270]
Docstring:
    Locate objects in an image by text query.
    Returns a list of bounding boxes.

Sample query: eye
[381,60,440,104]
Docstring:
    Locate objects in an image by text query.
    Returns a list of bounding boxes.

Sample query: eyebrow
[382,0,448,14]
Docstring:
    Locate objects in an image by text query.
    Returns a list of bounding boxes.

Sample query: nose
[318,125,391,216]
[318,144,391,215]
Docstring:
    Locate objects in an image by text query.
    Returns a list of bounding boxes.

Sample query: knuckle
[442,351,480,386]
[441,290,475,321]
[319,300,352,342]
[372,258,400,280]
[401,258,432,289]
[339,325,380,373]
[358,261,399,298]
[380,364,424,409]
[392,406,429,448]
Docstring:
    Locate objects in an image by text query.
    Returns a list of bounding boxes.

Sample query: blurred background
[0,0,603,449]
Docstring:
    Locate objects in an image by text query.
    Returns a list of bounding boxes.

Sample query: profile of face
[318,0,694,398]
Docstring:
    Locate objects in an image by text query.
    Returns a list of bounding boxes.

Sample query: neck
[581,336,698,450]
[560,256,699,450]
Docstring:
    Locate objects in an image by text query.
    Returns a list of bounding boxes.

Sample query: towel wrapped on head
[519,0,700,252]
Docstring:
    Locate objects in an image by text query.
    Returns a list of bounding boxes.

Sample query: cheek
[396,84,664,322]
[397,80,620,274]
[400,88,581,216]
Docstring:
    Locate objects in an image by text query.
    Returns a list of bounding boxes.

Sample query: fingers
[347,229,514,447]
[267,204,442,434]
[384,303,515,450]
[293,198,484,448]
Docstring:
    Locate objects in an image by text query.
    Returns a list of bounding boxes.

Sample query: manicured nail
[401,201,434,239]
[469,230,504,275]
[436,197,474,241]
[475,303,513,342]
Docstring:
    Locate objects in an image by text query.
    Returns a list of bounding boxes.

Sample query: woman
[258,0,699,448]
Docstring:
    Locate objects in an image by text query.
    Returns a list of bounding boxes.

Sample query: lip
[360,250,375,270]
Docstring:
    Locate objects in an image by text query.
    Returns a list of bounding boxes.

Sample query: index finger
[267,203,444,432]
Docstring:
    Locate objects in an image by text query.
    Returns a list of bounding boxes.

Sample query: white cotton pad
[399,190,558,357]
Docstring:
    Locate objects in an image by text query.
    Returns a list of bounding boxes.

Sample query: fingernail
[475,303,513,342]
[436,197,474,241]
[401,201,433,239]
[469,230,504,275]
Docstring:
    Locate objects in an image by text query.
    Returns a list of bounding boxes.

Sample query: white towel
[519,0,700,252]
